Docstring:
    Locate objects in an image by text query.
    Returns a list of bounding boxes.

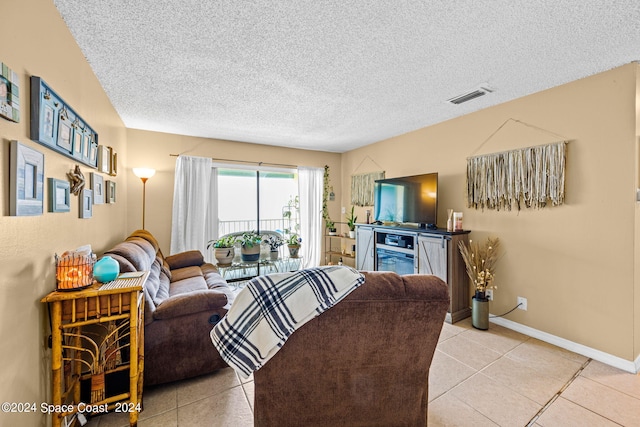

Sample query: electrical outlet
[341,206,346,214]
[517,296,527,311]
[486,289,493,301]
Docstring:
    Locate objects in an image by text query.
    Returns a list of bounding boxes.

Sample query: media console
[355,224,471,324]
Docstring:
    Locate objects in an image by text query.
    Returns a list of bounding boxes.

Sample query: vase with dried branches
[458,237,500,329]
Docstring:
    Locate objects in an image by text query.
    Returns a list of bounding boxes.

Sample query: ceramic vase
[288,244,300,258]
[472,293,489,330]
[241,245,261,262]
[214,247,234,265]
[93,255,120,283]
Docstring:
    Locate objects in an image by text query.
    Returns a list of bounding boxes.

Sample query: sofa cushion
[170,266,204,283]
[155,271,171,304]
[153,290,228,319]
[125,237,157,263]
[142,286,156,326]
[126,229,173,279]
[144,257,162,301]
[169,276,208,296]
[202,265,235,306]
[105,241,152,272]
[158,255,172,281]
[127,229,160,252]
[166,250,205,270]
[204,271,230,292]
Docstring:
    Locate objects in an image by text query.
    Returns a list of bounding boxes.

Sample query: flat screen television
[373,173,438,228]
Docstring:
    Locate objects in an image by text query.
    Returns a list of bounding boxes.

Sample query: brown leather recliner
[253,271,450,427]
[103,230,235,386]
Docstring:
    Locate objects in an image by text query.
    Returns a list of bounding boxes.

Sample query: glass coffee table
[217,256,304,283]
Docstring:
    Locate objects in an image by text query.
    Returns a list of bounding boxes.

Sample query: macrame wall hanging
[466,141,567,211]
[351,171,385,206]
[350,155,385,206]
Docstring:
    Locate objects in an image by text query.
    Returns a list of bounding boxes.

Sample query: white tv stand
[355,224,471,324]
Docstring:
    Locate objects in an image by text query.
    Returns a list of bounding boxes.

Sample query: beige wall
[343,63,640,363]
[635,67,640,366]
[126,129,342,255]
[2,3,638,425]
[0,0,129,424]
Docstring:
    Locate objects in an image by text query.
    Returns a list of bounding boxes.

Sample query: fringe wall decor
[466,141,567,211]
[351,171,384,206]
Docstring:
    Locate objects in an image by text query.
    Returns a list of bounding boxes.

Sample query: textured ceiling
[53,0,640,153]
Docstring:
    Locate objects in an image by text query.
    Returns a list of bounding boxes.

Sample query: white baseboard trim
[489,316,639,374]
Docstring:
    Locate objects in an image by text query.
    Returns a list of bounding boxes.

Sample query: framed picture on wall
[10,141,44,216]
[0,61,20,123]
[90,172,104,204]
[42,103,56,144]
[80,188,93,219]
[56,111,72,153]
[98,145,110,173]
[109,147,117,176]
[72,123,85,158]
[106,180,116,203]
[89,141,98,166]
[82,133,91,163]
[48,178,71,212]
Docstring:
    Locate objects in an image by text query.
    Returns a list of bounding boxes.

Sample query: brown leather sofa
[103,230,234,386]
[253,271,450,427]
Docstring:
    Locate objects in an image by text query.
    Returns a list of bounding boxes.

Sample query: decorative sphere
[93,256,120,282]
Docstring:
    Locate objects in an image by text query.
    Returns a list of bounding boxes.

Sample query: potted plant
[326,219,337,235]
[206,235,237,265]
[323,165,336,235]
[263,234,284,261]
[346,206,358,238]
[239,231,262,262]
[287,234,302,258]
[282,195,300,232]
[458,237,500,330]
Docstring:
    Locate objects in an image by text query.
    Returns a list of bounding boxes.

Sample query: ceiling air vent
[447,86,493,105]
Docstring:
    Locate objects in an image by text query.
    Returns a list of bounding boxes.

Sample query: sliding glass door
[215,166,298,237]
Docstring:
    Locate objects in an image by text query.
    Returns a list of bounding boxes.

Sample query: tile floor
[87,318,640,426]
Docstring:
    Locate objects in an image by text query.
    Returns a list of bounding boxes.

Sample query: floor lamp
[133,168,156,229]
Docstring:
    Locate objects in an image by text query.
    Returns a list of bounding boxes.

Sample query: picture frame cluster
[30,76,99,169]
[10,141,117,218]
[5,66,118,219]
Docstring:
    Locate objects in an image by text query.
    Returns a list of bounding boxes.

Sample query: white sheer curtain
[298,167,323,268]
[170,155,214,259]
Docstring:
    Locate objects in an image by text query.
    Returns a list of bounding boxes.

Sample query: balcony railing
[218,218,284,236]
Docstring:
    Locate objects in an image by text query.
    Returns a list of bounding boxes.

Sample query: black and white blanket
[211,265,365,378]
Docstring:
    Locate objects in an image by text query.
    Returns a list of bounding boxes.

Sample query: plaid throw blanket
[211,265,365,378]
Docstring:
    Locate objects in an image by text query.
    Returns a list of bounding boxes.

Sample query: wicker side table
[42,272,147,427]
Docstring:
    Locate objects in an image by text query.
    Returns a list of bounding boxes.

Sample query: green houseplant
[323,165,336,235]
[326,219,337,235]
[287,233,302,258]
[206,235,237,265]
[346,206,358,238]
[239,231,262,262]
[263,234,284,260]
